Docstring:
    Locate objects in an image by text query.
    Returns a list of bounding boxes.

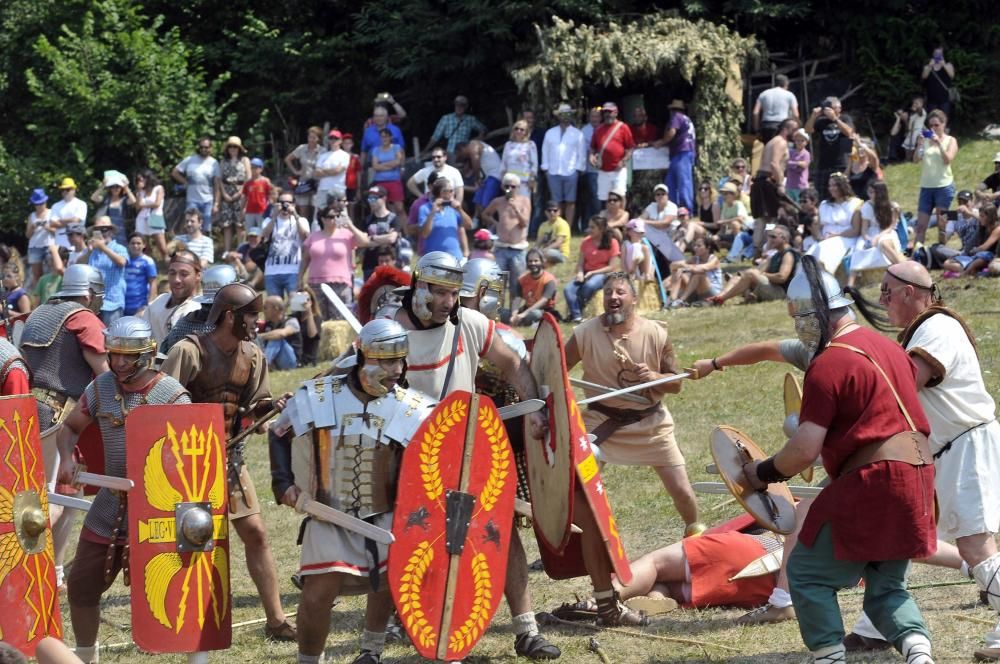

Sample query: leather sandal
[551,596,598,621]
[514,633,561,660]
[263,619,297,642]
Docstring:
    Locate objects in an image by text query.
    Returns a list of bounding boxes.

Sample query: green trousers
[787,523,930,652]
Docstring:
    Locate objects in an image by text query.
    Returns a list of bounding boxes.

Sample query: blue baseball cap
[250,157,265,168]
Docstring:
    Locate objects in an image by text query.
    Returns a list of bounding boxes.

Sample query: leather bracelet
[756,457,793,484]
[712,357,724,372]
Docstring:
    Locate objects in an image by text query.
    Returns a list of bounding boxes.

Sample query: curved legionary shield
[782,373,813,483]
[0,395,62,656]
[127,404,231,654]
[710,425,796,534]
[524,313,575,553]
[389,391,515,662]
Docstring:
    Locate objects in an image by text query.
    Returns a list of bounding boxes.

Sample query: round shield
[783,373,812,483]
[524,314,575,553]
[710,425,796,535]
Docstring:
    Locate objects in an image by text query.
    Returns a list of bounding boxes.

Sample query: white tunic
[143,293,201,347]
[400,307,495,399]
[906,312,1000,539]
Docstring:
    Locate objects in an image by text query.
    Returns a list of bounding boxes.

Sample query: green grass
[64,142,1000,663]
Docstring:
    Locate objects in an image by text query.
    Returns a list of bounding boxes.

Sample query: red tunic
[630,122,660,145]
[683,532,775,609]
[1,366,29,396]
[798,327,936,561]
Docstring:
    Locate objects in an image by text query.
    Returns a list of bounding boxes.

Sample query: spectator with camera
[913,110,959,246]
[283,126,325,223]
[261,192,310,298]
[921,46,957,116]
[805,97,855,200]
[889,96,927,163]
[80,216,128,325]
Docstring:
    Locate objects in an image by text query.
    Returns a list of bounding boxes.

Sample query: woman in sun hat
[219,135,252,252]
[26,187,55,286]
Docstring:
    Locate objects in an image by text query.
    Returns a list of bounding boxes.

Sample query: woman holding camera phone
[913,109,959,246]
[298,202,373,321]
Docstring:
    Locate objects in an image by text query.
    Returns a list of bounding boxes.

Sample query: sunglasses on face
[608,197,622,202]
[503,185,516,191]
[323,214,337,219]
[699,187,711,191]
[546,208,559,212]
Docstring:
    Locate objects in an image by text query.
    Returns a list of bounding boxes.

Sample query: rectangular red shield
[0,394,63,656]
[126,403,230,653]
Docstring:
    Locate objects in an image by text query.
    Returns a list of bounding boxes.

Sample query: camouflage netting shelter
[511,13,762,181]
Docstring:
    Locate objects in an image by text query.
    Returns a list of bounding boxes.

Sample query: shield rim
[709,425,797,535]
[524,312,575,553]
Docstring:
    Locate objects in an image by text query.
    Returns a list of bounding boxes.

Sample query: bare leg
[776,496,813,593]
[716,270,757,303]
[614,542,686,600]
[957,533,999,569]
[297,573,343,656]
[575,490,613,593]
[504,528,532,615]
[914,210,931,245]
[652,464,699,526]
[364,588,394,632]
[678,272,706,302]
[941,258,963,273]
[223,225,233,254]
[963,258,988,277]
[232,513,287,626]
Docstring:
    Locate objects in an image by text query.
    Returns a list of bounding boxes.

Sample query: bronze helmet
[207,282,263,326]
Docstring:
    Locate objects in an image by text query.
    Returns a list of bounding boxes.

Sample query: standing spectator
[219,136,251,253]
[50,177,87,249]
[133,169,168,262]
[511,248,558,326]
[521,108,546,160]
[805,97,855,200]
[921,46,957,116]
[976,152,1000,205]
[34,246,68,306]
[299,203,370,320]
[283,126,324,223]
[541,103,586,228]
[407,171,439,247]
[418,178,470,260]
[536,201,572,265]
[501,120,538,198]
[913,110,959,245]
[171,136,221,233]
[564,216,621,322]
[630,106,660,147]
[662,100,697,211]
[407,147,465,204]
[370,128,406,217]
[123,233,157,316]
[361,104,405,170]
[3,264,31,314]
[90,171,135,245]
[467,130,503,217]
[589,101,634,205]
[750,118,799,256]
[641,183,682,275]
[429,95,487,157]
[262,192,310,298]
[242,158,274,235]
[890,96,927,163]
[753,74,800,143]
[785,129,812,203]
[521,108,547,237]
[847,137,881,200]
[342,133,362,221]
[172,208,215,268]
[581,106,603,229]
[314,130,350,215]
[66,224,88,266]
[82,216,128,325]
[360,186,401,281]
[259,295,302,371]
[482,174,531,297]
[25,188,54,287]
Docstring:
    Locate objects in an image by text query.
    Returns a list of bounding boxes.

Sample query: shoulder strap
[597,122,624,160]
[930,68,952,91]
[827,342,916,430]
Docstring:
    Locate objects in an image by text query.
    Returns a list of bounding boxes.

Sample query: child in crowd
[469,229,495,260]
[623,219,654,281]
[3,263,31,313]
[34,246,68,306]
[941,204,1000,278]
[123,233,158,316]
[243,157,274,235]
[785,129,811,203]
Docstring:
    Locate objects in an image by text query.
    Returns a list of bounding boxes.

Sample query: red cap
[328,129,343,139]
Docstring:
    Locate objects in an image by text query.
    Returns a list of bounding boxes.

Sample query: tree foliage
[512,13,762,181]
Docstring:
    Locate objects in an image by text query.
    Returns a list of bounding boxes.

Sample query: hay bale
[583,294,605,319]
[319,320,356,362]
[637,279,664,314]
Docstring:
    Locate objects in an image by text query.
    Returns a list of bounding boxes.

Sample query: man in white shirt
[143,250,203,347]
[753,74,800,143]
[406,147,465,204]
[314,129,349,211]
[580,107,603,230]
[50,178,88,249]
[171,136,221,232]
[541,103,586,230]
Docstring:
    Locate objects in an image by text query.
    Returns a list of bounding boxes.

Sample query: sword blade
[320,283,362,334]
[729,550,783,581]
[692,481,821,498]
[48,493,92,512]
[295,494,395,545]
[569,377,652,405]
[76,471,133,492]
[577,372,691,406]
[496,399,544,420]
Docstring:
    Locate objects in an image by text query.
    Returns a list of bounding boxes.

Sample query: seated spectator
[123,233,158,316]
[564,216,621,322]
[600,188,629,241]
[83,216,128,325]
[259,295,302,370]
[536,201,571,265]
[418,177,470,260]
[714,182,748,252]
[798,188,821,251]
[371,245,397,272]
[846,181,906,286]
[941,204,1000,278]
[641,183,684,274]
[975,151,1000,206]
[3,264,31,314]
[622,219,654,281]
[172,207,215,267]
[805,172,862,273]
[671,207,705,253]
[708,225,798,305]
[290,288,320,366]
[666,237,723,307]
[469,229,495,261]
[511,248,558,326]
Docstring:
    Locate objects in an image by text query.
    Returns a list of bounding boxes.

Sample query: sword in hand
[295,492,395,545]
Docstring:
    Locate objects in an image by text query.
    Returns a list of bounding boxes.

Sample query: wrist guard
[756,457,794,484]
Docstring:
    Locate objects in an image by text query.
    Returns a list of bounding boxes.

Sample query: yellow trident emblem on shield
[141,422,229,632]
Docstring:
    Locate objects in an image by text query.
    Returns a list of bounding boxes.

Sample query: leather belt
[839,430,932,477]
[32,387,67,412]
[588,401,662,446]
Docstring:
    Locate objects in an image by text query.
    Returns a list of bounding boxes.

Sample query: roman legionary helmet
[208,282,263,340]
[194,264,238,304]
[785,256,853,354]
[459,258,506,320]
[103,315,157,382]
[407,251,464,323]
[54,264,105,299]
[356,318,409,397]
